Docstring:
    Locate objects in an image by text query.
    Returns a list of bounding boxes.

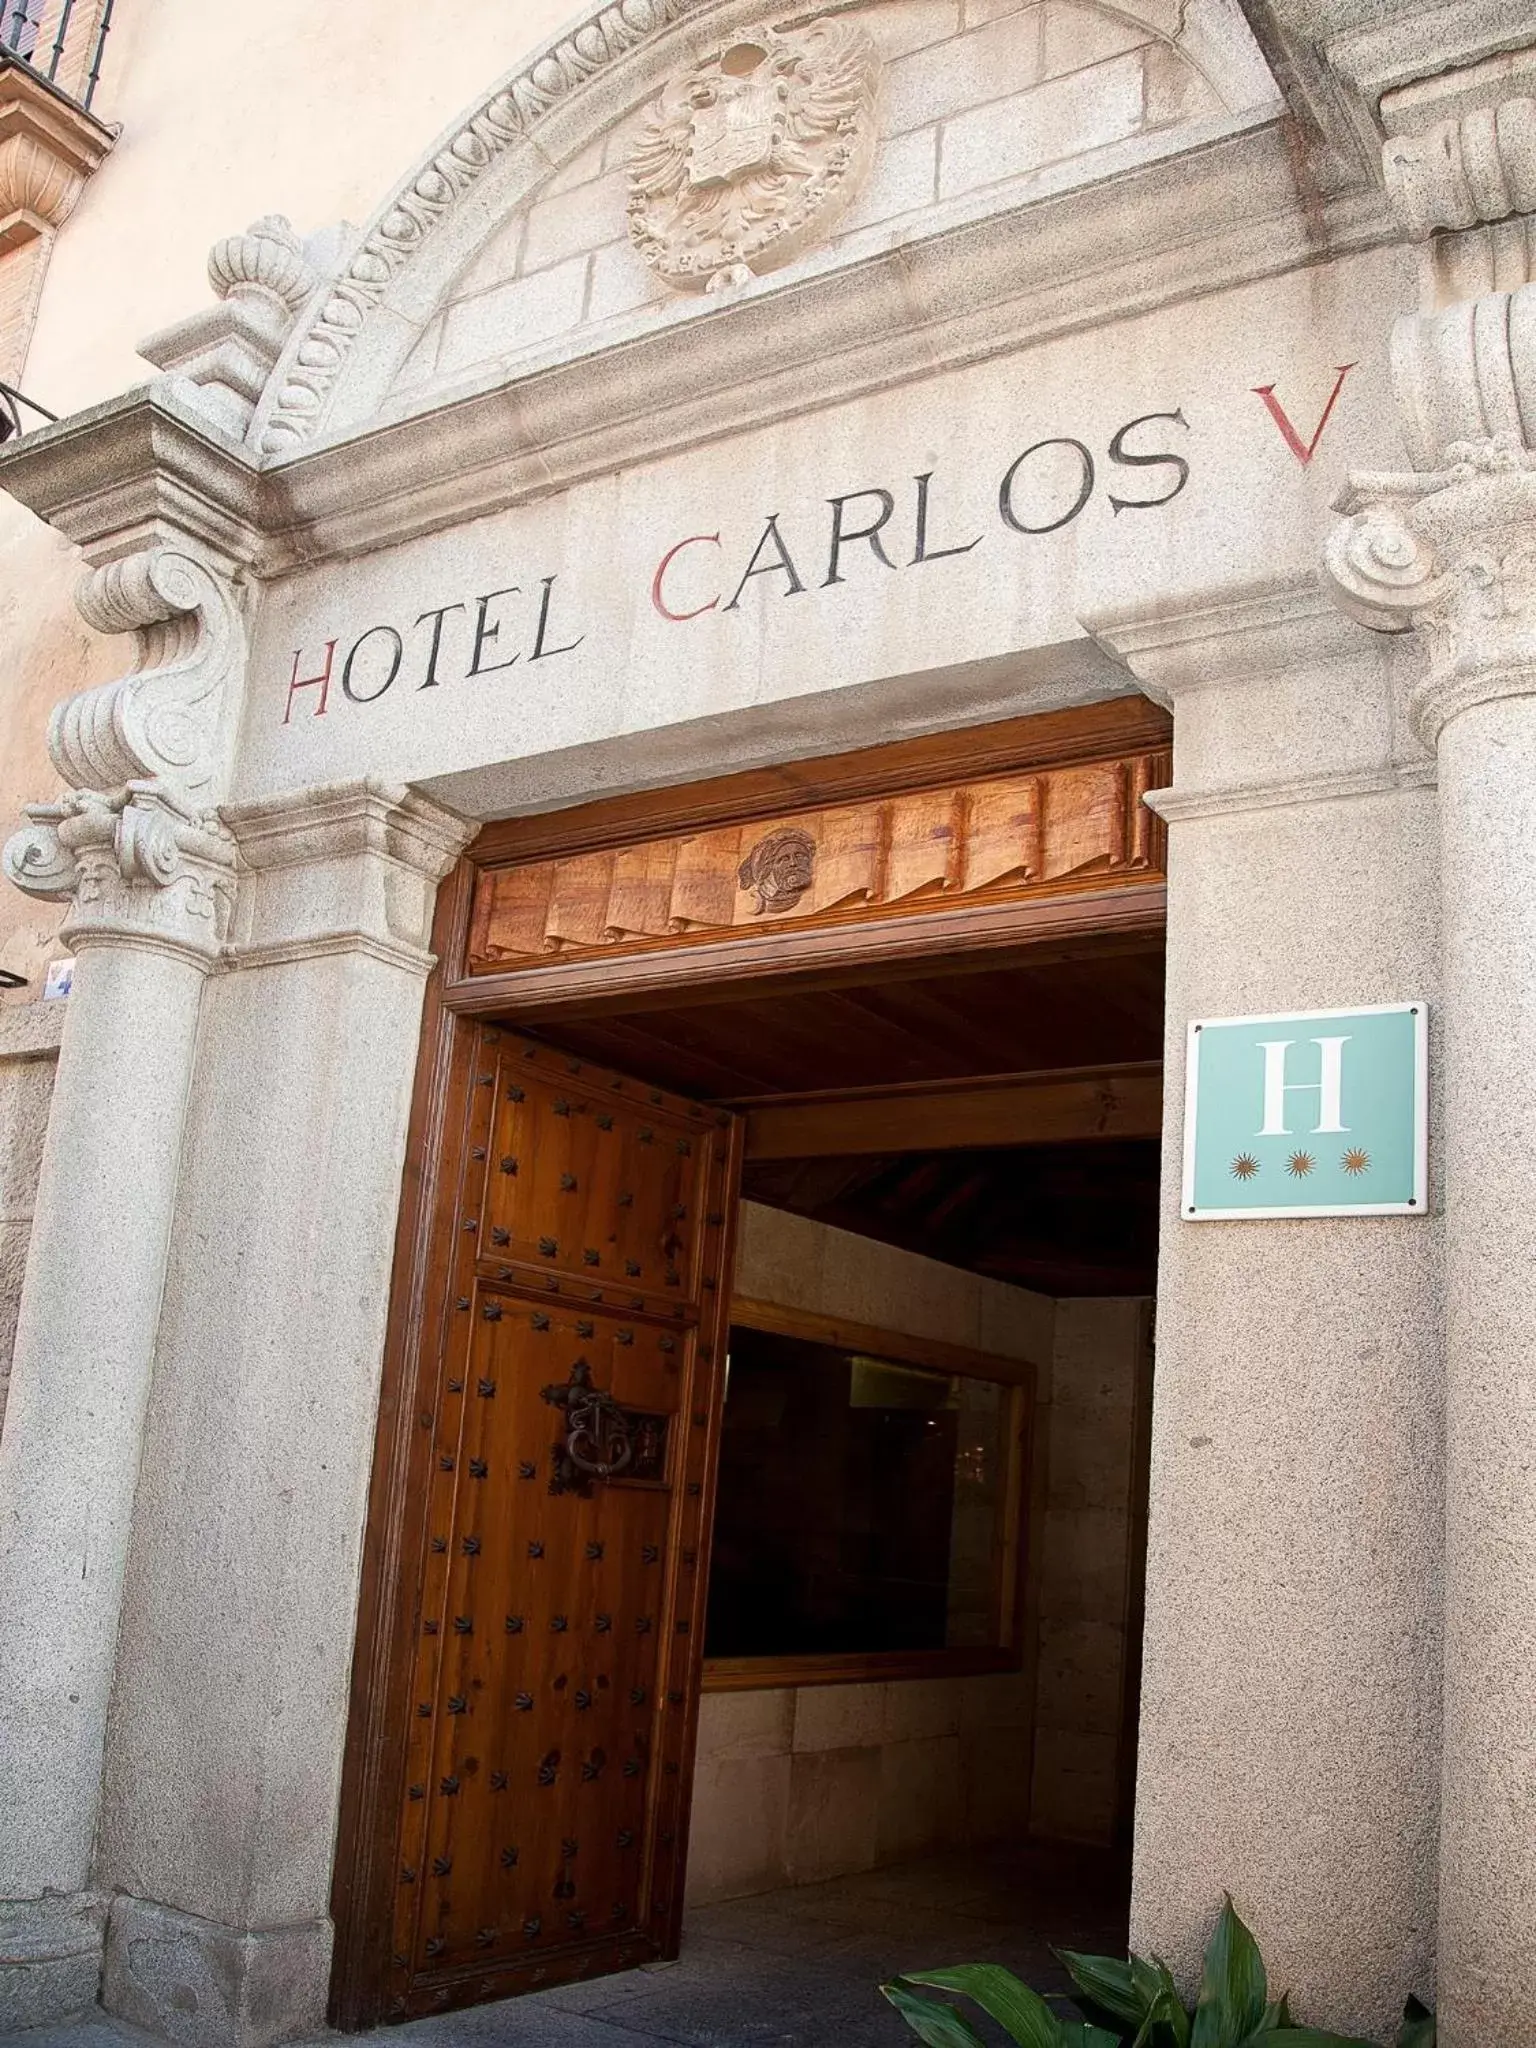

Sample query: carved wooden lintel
[466,747,1169,976]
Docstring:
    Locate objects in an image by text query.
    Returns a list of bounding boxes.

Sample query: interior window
[704,1320,1017,1663]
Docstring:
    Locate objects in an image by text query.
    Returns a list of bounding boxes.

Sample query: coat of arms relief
[626,20,881,293]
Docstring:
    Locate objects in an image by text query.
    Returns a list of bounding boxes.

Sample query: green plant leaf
[1059,2024,1128,2048]
[1145,1961,1193,2048]
[1054,1947,1192,2047]
[1132,1981,1195,2048]
[881,1981,990,2048]
[900,1965,1064,2048]
[1056,1949,1148,2027]
[1396,1997,1435,2048]
[1191,1898,1269,2048]
[1253,1996,1294,2033]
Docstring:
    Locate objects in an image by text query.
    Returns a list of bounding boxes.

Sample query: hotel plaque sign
[1182,1003,1428,1220]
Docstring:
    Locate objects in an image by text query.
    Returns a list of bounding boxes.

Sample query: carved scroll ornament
[1374,76,1536,472]
[467,750,1168,974]
[1325,436,1536,744]
[2,545,245,952]
[53,549,246,799]
[626,19,880,293]
[1385,97,1536,238]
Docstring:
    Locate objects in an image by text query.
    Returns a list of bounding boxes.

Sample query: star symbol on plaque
[1230,1154,1260,1180]
[1286,1151,1316,1178]
[1342,1148,1371,1176]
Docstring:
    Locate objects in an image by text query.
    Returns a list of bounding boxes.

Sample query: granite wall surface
[0,1002,63,1441]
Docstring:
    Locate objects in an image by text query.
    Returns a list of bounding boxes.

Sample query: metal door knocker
[542,1358,634,1494]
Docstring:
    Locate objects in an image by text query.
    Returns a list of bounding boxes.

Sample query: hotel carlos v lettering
[279,412,1190,724]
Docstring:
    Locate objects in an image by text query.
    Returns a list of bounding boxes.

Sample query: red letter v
[1252,363,1357,465]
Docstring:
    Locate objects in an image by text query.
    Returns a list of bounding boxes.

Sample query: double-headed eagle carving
[627,20,880,294]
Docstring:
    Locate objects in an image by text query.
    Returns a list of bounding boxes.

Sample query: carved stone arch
[251,0,776,454]
[250,0,1279,459]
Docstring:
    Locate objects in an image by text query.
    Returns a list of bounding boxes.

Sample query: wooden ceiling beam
[742,1061,1163,1160]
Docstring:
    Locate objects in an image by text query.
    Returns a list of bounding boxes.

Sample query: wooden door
[360,1024,740,2022]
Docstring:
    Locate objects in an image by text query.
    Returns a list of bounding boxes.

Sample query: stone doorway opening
[333,701,1167,2031]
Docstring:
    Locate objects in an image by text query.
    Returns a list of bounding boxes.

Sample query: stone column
[1085,576,1444,2040]
[1322,66,1536,2041]
[0,787,235,2028]
[1330,456,1536,2047]
[93,780,471,2048]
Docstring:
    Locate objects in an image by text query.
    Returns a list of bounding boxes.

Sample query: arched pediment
[250,0,1284,459]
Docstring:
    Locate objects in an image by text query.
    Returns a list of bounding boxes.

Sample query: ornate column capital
[1326,437,1536,747]
[2,538,248,964]
[3,784,236,965]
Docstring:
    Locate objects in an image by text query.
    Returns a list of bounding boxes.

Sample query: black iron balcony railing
[0,0,113,113]
[0,380,57,444]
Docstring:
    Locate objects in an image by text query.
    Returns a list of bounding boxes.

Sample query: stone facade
[1,1,1534,2045]
[0,1001,60,1440]
[396,0,1234,396]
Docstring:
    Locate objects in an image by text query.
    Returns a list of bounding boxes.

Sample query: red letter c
[651,533,722,622]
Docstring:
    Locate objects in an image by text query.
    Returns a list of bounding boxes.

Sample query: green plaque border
[1181,1001,1428,1221]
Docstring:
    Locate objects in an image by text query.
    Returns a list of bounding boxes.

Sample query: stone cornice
[1325,0,1536,110]
[1082,573,1370,710]
[221,779,475,975]
[225,777,473,879]
[1144,760,1436,823]
[0,383,264,570]
[1083,572,1430,821]
[0,115,1394,578]
[268,120,1390,564]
